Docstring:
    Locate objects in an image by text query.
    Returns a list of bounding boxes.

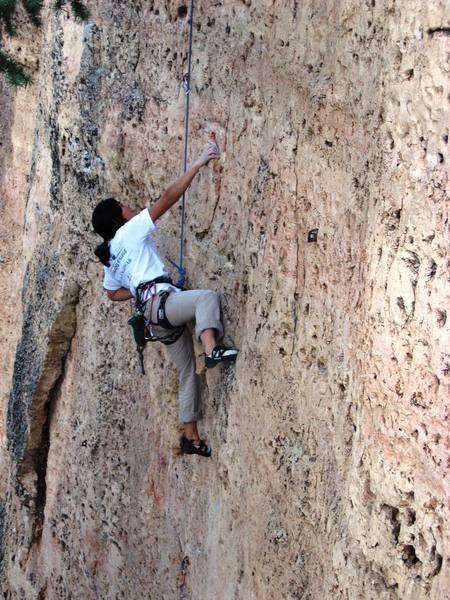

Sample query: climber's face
[120,204,136,221]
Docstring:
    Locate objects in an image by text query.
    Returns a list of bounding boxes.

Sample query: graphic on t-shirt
[111,248,128,275]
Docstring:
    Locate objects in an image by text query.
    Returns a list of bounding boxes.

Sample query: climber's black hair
[92,197,127,266]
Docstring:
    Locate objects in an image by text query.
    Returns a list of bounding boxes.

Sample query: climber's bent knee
[194,289,223,341]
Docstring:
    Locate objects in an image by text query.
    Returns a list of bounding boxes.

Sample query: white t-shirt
[103,209,176,297]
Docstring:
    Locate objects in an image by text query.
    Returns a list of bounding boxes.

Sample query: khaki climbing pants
[145,289,224,423]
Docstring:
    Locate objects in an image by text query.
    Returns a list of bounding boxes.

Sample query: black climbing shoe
[205,345,238,369]
[180,436,212,458]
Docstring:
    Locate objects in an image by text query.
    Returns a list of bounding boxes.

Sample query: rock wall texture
[0,1,449,599]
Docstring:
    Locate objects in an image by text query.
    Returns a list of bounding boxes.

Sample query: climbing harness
[128,277,185,374]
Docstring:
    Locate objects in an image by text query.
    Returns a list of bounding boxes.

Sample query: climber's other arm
[106,287,134,301]
[149,133,220,223]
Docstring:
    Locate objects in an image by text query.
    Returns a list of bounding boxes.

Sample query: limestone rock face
[0,1,449,599]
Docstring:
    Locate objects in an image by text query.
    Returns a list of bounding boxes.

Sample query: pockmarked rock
[0,1,448,599]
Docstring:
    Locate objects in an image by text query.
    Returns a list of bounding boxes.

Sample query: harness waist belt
[136,275,173,297]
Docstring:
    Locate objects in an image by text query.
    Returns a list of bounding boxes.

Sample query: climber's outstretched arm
[149,163,202,222]
[149,133,219,222]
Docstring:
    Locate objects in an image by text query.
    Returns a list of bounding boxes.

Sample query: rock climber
[91,133,238,458]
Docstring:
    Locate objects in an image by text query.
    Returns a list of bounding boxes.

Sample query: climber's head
[92,197,127,241]
[92,197,129,266]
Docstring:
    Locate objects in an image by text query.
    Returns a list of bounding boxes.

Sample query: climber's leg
[184,421,200,441]
[163,326,202,425]
[200,328,216,354]
[165,289,238,366]
[147,289,236,458]
[164,289,224,341]
[158,325,211,457]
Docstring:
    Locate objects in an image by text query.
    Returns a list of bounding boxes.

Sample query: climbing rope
[171,0,195,288]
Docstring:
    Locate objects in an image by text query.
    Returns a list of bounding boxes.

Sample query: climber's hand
[192,133,220,168]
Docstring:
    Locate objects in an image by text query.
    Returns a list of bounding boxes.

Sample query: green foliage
[0,0,17,11]
[70,0,89,21]
[0,0,17,34]
[0,0,90,88]
[23,0,44,25]
[54,0,90,21]
[0,49,31,86]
